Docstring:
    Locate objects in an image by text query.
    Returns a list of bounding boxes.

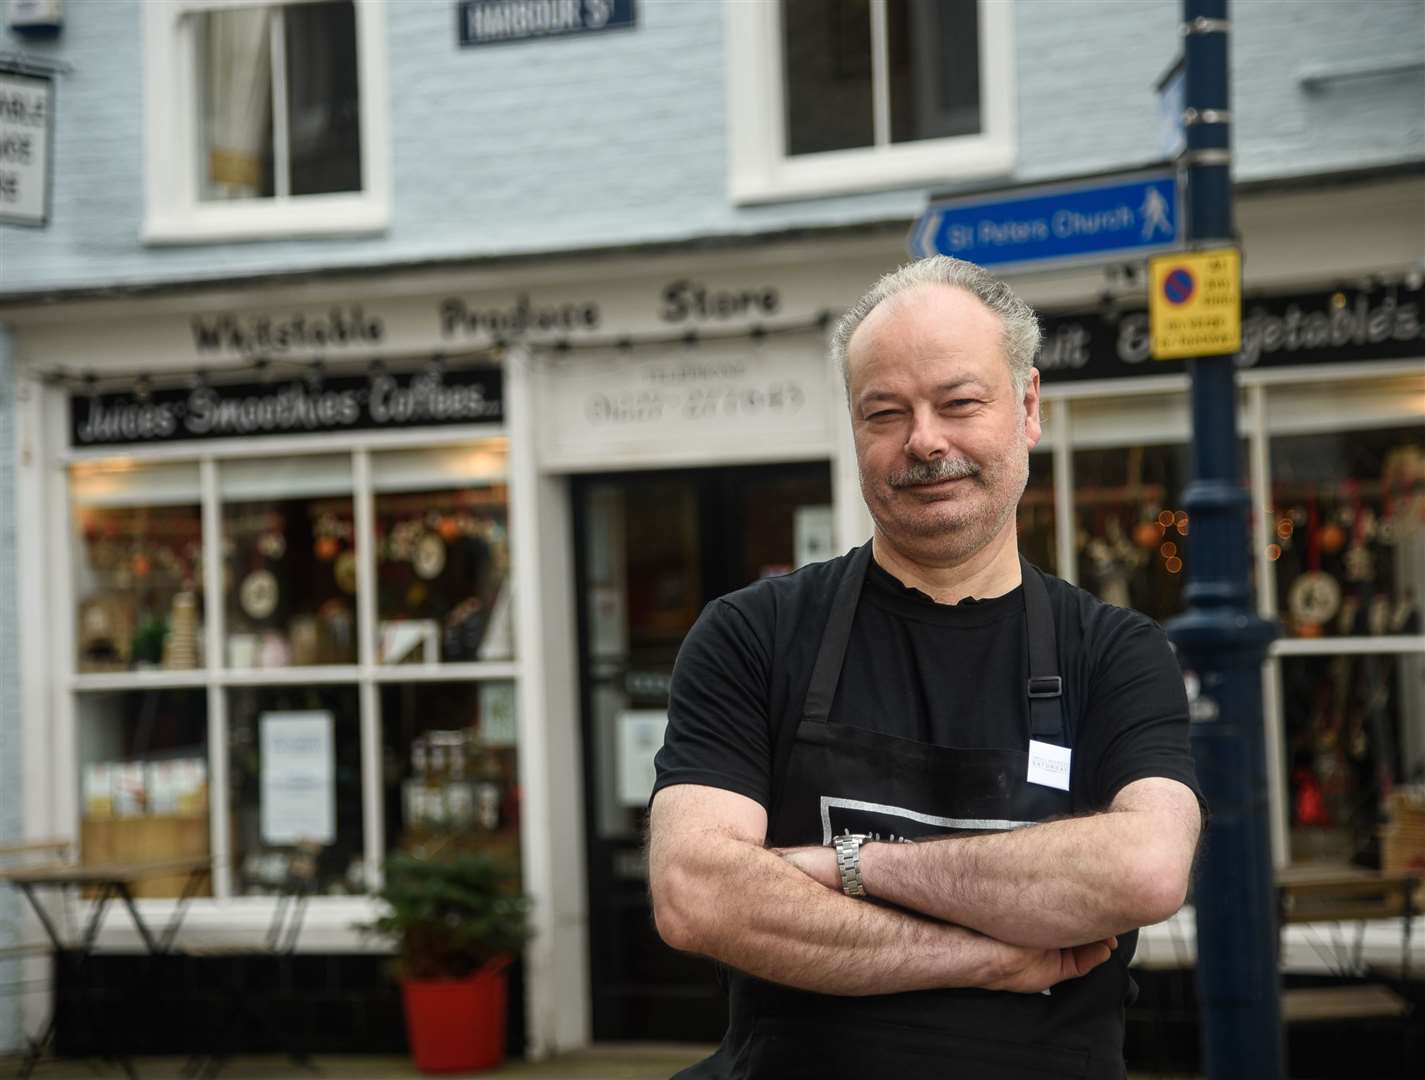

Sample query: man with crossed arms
[649,256,1203,1079]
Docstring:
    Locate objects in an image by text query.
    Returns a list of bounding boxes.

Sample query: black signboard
[457,0,635,47]
[1037,281,1424,383]
[70,367,503,448]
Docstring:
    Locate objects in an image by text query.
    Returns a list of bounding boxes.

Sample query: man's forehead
[852,284,999,349]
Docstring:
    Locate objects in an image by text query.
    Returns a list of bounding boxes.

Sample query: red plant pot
[401,956,511,1074]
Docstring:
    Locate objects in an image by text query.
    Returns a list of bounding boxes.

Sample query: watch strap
[834,833,868,898]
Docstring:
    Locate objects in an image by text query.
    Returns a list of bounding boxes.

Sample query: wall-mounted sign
[0,68,52,227]
[1035,282,1424,384]
[534,336,833,470]
[70,366,504,448]
[458,0,635,47]
[192,305,384,356]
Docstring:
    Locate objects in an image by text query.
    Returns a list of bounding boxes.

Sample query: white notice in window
[260,711,336,845]
[617,710,668,807]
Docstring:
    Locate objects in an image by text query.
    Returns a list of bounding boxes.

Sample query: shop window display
[380,681,519,866]
[228,684,365,895]
[71,462,205,673]
[375,488,511,664]
[1072,445,1192,622]
[221,457,357,668]
[1018,451,1055,575]
[1268,425,1424,640]
[76,689,210,897]
[1282,652,1424,866]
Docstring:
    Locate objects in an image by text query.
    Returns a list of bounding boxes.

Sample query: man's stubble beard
[860,419,1031,567]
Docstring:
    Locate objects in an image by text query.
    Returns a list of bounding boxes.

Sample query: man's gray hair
[830,255,1042,400]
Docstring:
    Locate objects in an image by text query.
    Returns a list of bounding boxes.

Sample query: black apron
[678,544,1135,1080]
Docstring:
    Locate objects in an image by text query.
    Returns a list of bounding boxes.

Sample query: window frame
[725,0,1016,204]
[141,0,391,245]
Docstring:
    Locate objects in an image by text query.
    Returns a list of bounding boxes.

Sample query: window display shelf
[1271,635,1425,657]
[369,660,518,683]
[73,670,211,693]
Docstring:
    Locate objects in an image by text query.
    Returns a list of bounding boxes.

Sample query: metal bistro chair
[182,842,321,1079]
[0,839,75,1076]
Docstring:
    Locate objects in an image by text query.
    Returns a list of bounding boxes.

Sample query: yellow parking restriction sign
[1148,247,1242,359]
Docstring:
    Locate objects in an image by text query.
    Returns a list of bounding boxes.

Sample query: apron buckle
[1028,676,1063,698]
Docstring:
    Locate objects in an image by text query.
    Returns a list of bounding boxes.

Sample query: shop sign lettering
[191,306,383,356]
[659,279,781,323]
[1036,282,1425,383]
[70,368,503,448]
[439,294,601,340]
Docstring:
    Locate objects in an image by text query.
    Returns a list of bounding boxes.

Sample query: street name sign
[908,169,1182,272]
[1148,248,1242,360]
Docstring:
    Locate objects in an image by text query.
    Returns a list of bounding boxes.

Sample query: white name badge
[1027,739,1072,791]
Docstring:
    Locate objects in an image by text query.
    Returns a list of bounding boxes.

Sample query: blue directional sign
[908,170,1182,272]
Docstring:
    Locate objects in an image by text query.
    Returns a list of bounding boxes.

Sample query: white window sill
[729,137,1016,205]
[143,194,389,246]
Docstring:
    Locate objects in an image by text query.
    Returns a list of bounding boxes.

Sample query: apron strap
[767,543,870,827]
[1020,556,1066,743]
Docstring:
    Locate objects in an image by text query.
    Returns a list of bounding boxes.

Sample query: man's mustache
[887,457,981,488]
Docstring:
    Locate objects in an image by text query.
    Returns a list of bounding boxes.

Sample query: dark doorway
[572,462,835,1040]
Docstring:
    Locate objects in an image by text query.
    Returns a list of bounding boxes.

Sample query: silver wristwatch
[834,833,871,898]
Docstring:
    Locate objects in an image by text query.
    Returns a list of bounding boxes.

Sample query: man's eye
[944,399,979,410]
[866,410,901,421]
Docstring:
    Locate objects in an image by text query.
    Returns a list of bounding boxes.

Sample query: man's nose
[904,408,949,461]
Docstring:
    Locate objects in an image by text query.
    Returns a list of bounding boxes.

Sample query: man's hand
[984,937,1118,994]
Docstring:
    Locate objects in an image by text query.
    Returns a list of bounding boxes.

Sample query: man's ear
[1024,368,1043,449]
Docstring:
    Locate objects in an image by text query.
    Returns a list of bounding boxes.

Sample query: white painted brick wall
[0,0,1418,295]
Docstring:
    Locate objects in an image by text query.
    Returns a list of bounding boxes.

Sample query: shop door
[573,462,834,1040]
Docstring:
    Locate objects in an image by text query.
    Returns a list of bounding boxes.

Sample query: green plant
[360,851,531,979]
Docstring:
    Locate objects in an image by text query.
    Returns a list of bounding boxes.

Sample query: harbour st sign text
[909,170,1182,273]
[458,0,635,47]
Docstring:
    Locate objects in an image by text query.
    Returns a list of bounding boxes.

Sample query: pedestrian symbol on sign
[1163,267,1195,305]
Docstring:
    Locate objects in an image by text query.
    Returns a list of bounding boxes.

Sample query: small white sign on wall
[534,336,834,470]
[0,69,52,227]
[616,710,667,807]
[260,711,336,845]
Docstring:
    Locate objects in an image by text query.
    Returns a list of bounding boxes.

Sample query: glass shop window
[1282,652,1424,867]
[76,689,212,898]
[1268,424,1425,640]
[380,681,520,866]
[71,461,205,674]
[1072,444,1192,622]
[219,456,356,669]
[371,444,512,665]
[227,684,365,896]
[199,1,361,201]
[1019,450,1056,575]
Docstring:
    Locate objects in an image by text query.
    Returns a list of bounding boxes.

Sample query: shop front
[6,176,1423,1049]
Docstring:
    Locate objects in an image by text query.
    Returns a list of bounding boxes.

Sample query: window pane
[285,0,362,196]
[1269,424,1425,640]
[71,462,205,674]
[1073,444,1192,621]
[782,0,874,156]
[381,681,520,870]
[78,690,211,898]
[200,7,276,200]
[220,457,357,668]
[1019,451,1056,574]
[1282,653,1423,866]
[888,0,981,144]
[228,684,365,895]
[374,444,512,664]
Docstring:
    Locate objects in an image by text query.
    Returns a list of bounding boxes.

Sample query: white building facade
[1,0,1423,1055]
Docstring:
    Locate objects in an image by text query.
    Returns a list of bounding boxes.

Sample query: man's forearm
[654,827,1011,996]
[852,787,1199,948]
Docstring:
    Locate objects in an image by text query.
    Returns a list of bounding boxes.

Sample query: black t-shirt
[654,549,1201,814]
